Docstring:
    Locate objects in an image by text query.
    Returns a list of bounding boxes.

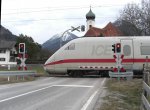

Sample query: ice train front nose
[44,56,55,74]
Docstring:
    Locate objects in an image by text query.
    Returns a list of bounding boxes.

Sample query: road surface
[0,77,106,110]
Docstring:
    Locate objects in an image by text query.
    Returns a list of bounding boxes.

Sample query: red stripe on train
[44,58,150,66]
[122,59,150,62]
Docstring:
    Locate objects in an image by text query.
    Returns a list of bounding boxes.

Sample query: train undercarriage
[46,69,143,78]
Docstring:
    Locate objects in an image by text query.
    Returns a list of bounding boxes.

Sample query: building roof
[84,22,123,37]
[0,40,16,49]
[86,8,95,20]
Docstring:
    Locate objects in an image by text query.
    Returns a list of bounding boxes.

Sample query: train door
[121,39,134,64]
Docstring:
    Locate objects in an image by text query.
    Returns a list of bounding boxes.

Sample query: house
[84,8,123,37]
[0,25,17,69]
[0,40,17,68]
[84,22,123,37]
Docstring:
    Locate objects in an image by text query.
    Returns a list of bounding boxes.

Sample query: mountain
[42,32,78,53]
[0,25,17,41]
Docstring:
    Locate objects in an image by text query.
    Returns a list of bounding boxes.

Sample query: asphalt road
[0,77,106,110]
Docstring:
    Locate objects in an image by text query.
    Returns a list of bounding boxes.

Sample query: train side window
[141,46,150,55]
[123,45,131,56]
[65,43,75,50]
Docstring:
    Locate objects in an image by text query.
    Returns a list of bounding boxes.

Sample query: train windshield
[65,43,75,50]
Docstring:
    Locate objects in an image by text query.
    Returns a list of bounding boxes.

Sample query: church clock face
[89,20,92,24]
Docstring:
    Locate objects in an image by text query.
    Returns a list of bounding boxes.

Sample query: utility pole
[0,0,2,38]
[0,0,1,25]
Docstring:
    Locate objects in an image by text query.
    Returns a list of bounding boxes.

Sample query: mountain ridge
[0,25,17,41]
[42,32,78,53]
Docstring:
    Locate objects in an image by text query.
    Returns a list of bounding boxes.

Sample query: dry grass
[100,79,143,110]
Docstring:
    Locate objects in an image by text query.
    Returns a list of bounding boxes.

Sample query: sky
[2,0,142,44]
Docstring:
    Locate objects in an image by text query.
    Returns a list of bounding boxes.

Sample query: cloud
[2,0,142,44]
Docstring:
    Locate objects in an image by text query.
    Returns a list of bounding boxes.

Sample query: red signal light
[19,43,25,53]
[116,43,121,53]
[20,44,24,48]
[117,44,120,48]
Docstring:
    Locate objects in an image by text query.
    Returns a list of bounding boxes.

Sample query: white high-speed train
[44,37,150,77]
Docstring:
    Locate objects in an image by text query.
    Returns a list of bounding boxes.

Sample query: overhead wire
[2,6,89,15]
[2,16,117,23]
[2,5,120,23]
[2,5,124,15]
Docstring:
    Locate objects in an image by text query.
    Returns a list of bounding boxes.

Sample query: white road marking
[0,85,53,103]
[81,78,106,110]
[100,78,106,87]
[0,78,106,106]
[53,85,93,88]
[0,78,54,90]
[81,90,98,110]
[0,84,92,103]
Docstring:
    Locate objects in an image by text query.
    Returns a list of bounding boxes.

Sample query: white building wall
[0,49,17,66]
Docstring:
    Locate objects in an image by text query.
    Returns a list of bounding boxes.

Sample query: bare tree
[141,0,150,35]
[114,20,141,36]
[118,0,150,36]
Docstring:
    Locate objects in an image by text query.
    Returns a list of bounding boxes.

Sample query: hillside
[0,25,17,41]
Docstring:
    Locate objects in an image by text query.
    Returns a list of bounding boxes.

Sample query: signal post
[109,43,133,80]
[18,43,28,70]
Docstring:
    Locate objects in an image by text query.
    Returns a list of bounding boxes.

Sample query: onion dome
[86,9,95,20]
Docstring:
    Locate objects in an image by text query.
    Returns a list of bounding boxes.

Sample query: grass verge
[100,79,143,110]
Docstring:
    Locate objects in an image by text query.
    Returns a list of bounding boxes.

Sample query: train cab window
[65,43,75,50]
[123,45,131,56]
[141,46,150,55]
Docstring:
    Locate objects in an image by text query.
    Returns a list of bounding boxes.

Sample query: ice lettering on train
[91,45,112,56]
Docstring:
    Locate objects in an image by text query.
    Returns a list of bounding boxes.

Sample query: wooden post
[145,56,148,68]
[23,76,24,81]
[142,56,150,110]
[8,76,10,82]
[144,72,148,97]
[8,65,10,70]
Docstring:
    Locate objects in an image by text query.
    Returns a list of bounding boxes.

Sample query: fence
[0,71,37,82]
[141,56,150,110]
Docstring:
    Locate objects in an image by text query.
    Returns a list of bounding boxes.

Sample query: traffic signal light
[19,43,25,53]
[112,44,116,53]
[116,43,121,53]
[81,25,85,32]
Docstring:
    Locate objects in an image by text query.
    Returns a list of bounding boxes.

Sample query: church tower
[86,7,95,31]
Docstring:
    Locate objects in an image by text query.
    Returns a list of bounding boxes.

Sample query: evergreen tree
[16,34,51,64]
